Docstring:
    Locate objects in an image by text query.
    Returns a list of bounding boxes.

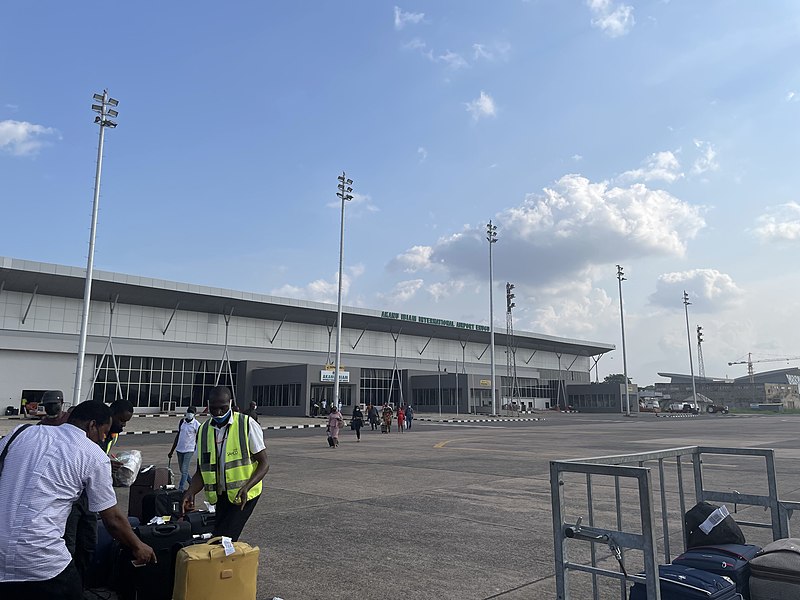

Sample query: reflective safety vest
[198,413,263,505]
[103,433,119,455]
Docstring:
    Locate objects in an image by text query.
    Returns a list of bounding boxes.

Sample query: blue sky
[3,1,800,384]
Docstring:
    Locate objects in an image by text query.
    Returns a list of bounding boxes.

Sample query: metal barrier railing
[551,446,798,600]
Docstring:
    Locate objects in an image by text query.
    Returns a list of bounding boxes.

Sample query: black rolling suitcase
[184,510,216,536]
[128,466,172,519]
[87,516,139,588]
[673,543,761,599]
[122,521,193,600]
[629,564,738,600]
[141,489,184,522]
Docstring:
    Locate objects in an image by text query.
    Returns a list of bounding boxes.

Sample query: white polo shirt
[175,416,201,453]
[0,423,117,582]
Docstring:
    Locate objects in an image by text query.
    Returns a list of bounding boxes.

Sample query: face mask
[212,408,232,426]
[184,412,195,422]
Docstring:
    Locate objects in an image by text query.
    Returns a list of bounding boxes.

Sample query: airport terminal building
[0,257,615,415]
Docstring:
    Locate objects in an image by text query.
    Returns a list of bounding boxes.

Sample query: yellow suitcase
[172,537,260,600]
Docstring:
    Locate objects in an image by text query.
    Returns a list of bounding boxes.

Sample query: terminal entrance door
[310,384,353,413]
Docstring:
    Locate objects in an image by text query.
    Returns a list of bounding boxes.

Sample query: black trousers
[213,493,260,542]
[63,492,97,586]
[0,561,82,600]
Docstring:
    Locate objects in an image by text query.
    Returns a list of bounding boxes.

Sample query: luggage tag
[221,536,236,556]
[699,505,730,534]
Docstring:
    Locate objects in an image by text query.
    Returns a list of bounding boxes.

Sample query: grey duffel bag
[750,538,800,600]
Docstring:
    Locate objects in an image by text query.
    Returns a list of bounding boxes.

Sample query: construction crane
[727,353,800,382]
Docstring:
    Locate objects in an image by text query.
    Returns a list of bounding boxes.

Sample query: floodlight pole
[616,265,630,416]
[487,221,498,416]
[683,291,698,406]
[73,90,118,406]
[333,172,353,411]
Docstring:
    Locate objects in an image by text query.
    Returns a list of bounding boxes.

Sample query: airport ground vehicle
[706,402,729,414]
[668,401,699,414]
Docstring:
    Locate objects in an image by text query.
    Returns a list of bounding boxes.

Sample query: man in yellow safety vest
[181,386,269,541]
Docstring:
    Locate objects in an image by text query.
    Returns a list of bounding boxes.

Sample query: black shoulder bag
[0,424,34,477]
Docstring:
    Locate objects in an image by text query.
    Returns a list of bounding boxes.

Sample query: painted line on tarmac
[417,417,544,424]
[435,423,509,428]
[118,423,327,436]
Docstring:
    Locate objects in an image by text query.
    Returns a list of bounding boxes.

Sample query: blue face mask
[211,408,232,427]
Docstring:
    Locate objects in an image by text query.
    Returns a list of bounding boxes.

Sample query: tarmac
[4,410,795,599]
[0,410,546,437]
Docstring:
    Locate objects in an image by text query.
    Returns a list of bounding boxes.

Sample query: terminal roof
[1,256,614,357]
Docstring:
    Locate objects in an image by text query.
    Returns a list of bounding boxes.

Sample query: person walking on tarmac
[368,403,379,430]
[351,404,364,442]
[182,386,270,541]
[326,404,344,447]
[404,404,414,430]
[396,405,405,433]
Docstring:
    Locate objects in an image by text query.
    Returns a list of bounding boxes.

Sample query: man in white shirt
[168,406,201,491]
[0,400,155,600]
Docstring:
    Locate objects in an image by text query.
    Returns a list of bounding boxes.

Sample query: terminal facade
[0,257,615,416]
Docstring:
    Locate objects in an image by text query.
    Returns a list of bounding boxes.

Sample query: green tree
[603,373,632,384]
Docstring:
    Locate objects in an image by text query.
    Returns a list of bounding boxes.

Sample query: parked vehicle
[639,400,660,413]
[706,403,729,414]
[668,402,699,414]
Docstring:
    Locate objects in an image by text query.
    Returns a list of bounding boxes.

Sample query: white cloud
[379,279,424,303]
[753,202,800,242]
[532,281,615,335]
[691,139,719,175]
[403,38,434,62]
[587,0,635,38]
[465,91,497,121]
[427,279,465,302]
[618,150,683,183]
[271,265,365,304]
[572,154,584,162]
[472,42,511,62]
[786,91,798,103]
[406,173,705,286]
[438,50,468,70]
[389,245,434,272]
[0,119,59,156]
[417,146,428,161]
[473,43,492,61]
[649,269,743,312]
[394,6,424,30]
[326,192,378,214]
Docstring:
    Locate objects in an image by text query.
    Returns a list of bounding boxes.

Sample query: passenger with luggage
[326,404,344,447]
[182,386,270,541]
[404,404,414,429]
[368,404,379,430]
[351,404,364,441]
[168,406,201,492]
[0,401,156,600]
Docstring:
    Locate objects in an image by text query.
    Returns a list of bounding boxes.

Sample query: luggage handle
[686,545,751,561]
[151,523,181,536]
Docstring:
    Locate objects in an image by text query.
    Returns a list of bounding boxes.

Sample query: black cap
[41,390,65,405]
